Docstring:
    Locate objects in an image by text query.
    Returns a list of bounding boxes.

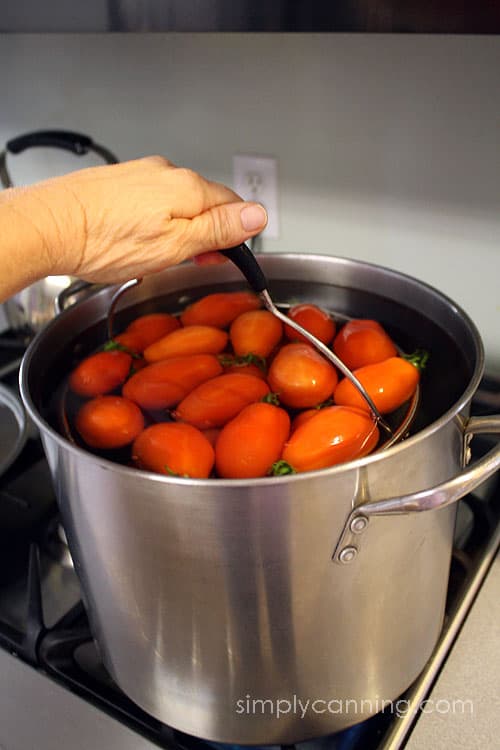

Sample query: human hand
[16,156,267,284]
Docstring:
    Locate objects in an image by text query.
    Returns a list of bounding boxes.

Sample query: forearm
[0,157,267,301]
[0,184,79,302]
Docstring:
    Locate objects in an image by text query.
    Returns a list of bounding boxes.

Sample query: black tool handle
[7,130,94,156]
[220,244,269,294]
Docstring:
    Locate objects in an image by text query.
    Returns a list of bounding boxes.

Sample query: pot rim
[19,252,485,488]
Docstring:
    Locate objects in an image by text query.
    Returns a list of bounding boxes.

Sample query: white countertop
[406,551,500,750]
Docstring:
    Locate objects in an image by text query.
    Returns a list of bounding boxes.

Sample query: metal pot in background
[20,255,500,744]
[0,129,118,333]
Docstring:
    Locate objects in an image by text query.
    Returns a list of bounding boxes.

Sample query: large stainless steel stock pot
[19,254,500,744]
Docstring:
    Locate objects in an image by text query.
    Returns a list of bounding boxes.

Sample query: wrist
[1,180,86,279]
[0,190,50,300]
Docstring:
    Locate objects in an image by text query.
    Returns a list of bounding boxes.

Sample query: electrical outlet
[233,154,279,239]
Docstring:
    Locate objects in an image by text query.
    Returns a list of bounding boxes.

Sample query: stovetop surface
[0,330,499,750]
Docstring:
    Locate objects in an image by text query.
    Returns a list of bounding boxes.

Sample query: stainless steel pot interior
[23,253,481,472]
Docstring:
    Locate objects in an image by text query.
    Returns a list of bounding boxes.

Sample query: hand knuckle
[145,155,171,169]
[176,167,206,208]
[177,167,201,189]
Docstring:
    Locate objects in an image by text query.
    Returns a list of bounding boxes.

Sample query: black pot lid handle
[0,129,119,188]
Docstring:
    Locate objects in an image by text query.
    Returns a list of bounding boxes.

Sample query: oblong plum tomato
[284,304,336,345]
[75,396,144,449]
[143,326,228,363]
[215,402,290,479]
[122,354,223,410]
[267,343,338,409]
[174,373,270,429]
[332,319,397,370]
[333,357,419,415]
[180,291,261,328]
[132,423,214,478]
[282,405,379,472]
[291,408,318,432]
[124,313,180,351]
[69,350,132,397]
[230,310,282,358]
[112,330,145,354]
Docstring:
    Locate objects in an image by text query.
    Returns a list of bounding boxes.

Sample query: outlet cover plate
[233,154,279,239]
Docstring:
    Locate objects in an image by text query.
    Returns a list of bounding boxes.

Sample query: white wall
[1,34,499,372]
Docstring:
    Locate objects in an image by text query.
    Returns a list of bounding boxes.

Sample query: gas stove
[0,330,499,750]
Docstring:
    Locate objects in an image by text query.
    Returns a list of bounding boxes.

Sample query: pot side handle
[54,280,96,315]
[333,415,500,564]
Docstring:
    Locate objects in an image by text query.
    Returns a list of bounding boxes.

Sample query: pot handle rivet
[332,414,500,565]
[350,515,369,534]
[339,546,358,564]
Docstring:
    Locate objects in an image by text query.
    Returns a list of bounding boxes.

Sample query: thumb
[183,201,267,258]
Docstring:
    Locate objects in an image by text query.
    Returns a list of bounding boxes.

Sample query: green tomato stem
[270,460,296,476]
[218,352,267,371]
[262,392,281,406]
[402,348,430,371]
[103,339,142,359]
[164,465,190,479]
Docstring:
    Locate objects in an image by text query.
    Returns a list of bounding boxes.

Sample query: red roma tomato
[69,350,132,397]
[333,319,397,370]
[174,373,270,429]
[230,310,283,358]
[75,396,144,449]
[180,291,261,328]
[291,408,318,432]
[267,343,338,409]
[215,402,290,479]
[143,326,228,363]
[124,313,180,351]
[285,303,336,345]
[282,405,379,472]
[122,354,223,410]
[113,330,145,354]
[333,357,419,414]
[132,423,214,478]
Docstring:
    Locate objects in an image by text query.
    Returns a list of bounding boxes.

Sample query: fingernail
[240,204,267,232]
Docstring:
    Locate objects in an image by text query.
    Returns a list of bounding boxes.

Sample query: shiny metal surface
[5,275,76,332]
[54,279,95,315]
[106,277,142,339]
[0,382,27,475]
[19,254,499,744]
[333,415,500,562]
